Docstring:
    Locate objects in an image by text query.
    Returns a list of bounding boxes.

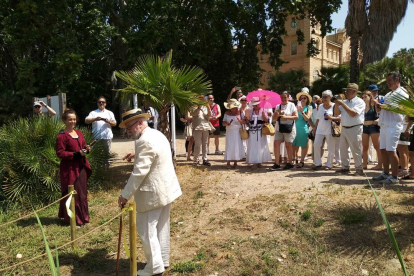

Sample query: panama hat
[296,91,312,103]
[119,108,150,128]
[224,99,241,109]
[343,83,359,91]
[250,96,261,106]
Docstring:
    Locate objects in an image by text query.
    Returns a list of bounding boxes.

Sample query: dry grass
[1,159,414,275]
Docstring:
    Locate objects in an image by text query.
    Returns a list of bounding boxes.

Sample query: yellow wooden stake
[129,201,137,276]
[68,185,77,249]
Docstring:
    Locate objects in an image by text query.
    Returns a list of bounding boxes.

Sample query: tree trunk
[349,35,360,83]
[158,110,171,142]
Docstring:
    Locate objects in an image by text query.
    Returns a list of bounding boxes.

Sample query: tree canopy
[0,0,341,124]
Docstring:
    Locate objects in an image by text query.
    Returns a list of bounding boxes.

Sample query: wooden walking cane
[116,214,123,276]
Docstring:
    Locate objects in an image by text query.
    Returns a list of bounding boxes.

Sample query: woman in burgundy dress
[56,109,92,226]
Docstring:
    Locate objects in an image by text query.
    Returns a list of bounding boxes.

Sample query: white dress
[223,114,245,161]
[246,109,272,164]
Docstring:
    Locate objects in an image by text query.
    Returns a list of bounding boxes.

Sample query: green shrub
[0,116,109,208]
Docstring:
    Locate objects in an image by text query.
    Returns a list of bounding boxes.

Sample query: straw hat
[224,99,241,109]
[250,96,261,106]
[119,108,151,128]
[296,91,312,103]
[343,83,359,91]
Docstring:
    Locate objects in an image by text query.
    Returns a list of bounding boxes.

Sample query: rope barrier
[0,209,126,273]
[0,191,76,228]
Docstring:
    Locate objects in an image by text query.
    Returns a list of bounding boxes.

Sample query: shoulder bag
[277,104,294,133]
[262,123,275,136]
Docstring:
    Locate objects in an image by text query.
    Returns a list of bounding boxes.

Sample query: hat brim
[119,113,151,128]
[296,92,312,103]
[224,102,241,109]
[343,87,358,91]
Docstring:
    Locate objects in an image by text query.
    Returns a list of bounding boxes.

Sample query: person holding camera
[85,96,117,167]
[333,83,365,176]
[142,99,159,129]
[372,72,409,184]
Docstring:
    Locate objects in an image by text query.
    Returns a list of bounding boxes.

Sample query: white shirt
[275,102,296,130]
[85,109,116,139]
[316,104,334,135]
[338,97,365,127]
[378,87,408,130]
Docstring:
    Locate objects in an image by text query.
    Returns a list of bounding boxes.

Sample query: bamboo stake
[68,185,77,249]
[129,201,137,276]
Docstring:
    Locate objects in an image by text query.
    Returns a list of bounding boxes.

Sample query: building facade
[258,16,351,88]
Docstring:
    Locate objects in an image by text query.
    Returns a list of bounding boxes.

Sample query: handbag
[331,121,341,137]
[262,123,275,136]
[239,124,249,140]
[277,104,294,133]
[184,122,193,138]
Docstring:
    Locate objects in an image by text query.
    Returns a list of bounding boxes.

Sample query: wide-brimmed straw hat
[343,83,359,91]
[296,91,312,103]
[119,108,150,128]
[250,96,261,106]
[224,99,241,109]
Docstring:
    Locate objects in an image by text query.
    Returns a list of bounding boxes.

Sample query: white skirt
[246,130,272,164]
[224,128,245,161]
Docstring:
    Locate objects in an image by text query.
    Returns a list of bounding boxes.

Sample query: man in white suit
[118,108,182,276]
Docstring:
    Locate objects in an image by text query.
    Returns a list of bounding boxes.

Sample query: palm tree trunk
[349,35,360,83]
[158,110,171,141]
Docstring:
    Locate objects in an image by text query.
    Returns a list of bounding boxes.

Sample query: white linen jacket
[121,127,182,213]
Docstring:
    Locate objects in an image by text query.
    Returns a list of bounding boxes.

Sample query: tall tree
[345,0,413,82]
[267,69,308,96]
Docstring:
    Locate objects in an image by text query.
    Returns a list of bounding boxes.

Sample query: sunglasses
[34,105,41,108]
[299,97,307,100]
[208,98,214,100]
[98,101,106,104]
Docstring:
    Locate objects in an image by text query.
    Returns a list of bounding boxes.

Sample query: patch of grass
[195,191,204,199]
[338,210,366,225]
[301,210,311,221]
[289,248,299,257]
[171,260,203,273]
[313,218,325,228]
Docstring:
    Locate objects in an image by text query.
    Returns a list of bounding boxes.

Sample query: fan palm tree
[115,52,211,142]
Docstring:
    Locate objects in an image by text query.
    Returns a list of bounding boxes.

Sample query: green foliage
[0,116,108,208]
[115,52,211,138]
[311,65,349,96]
[0,0,342,123]
[267,69,308,96]
[34,211,60,276]
[338,210,365,225]
[360,54,414,93]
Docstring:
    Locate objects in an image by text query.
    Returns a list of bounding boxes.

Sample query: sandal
[296,161,304,168]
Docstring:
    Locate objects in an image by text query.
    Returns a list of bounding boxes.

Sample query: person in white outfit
[311,90,338,170]
[223,99,245,169]
[118,108,182,276]
[85,96,117,167]
[334,83,366,176]
[373,72,409,184]
[244,97,272,170]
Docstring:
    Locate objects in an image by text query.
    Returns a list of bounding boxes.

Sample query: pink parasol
[246,90,281,109]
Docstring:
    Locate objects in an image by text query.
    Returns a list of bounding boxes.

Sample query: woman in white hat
[239,95,249,155]
[243,97,272,169]
[223,99,245,169]
[292,91,313,167]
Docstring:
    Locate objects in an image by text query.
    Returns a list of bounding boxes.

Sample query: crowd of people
[185,71,413,185]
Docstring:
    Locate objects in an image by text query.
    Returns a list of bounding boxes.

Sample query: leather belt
[343,124,363,129]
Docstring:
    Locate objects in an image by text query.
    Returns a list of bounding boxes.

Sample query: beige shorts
[274,129,296,143]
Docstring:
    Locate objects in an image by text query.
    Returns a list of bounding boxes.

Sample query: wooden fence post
[68,185,77,249]
[129,201,137,276]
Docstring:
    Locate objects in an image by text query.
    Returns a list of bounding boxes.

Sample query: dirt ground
[110,133,414,276]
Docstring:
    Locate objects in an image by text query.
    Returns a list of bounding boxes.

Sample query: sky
[330,1,414,57]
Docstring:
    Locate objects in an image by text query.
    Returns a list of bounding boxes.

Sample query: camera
[332,95,342,101]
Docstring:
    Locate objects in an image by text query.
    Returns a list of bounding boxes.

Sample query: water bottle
[324,111,328,120]
[380,98,384,104]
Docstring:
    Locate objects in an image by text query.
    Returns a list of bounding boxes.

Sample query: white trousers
[333,136,341,164]
[137,204,171,275]
[340,126,363,169]
[314,134,334,167]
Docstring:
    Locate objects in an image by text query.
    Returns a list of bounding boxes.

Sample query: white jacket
[121,127,182,212]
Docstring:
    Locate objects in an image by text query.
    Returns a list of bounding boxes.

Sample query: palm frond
[381,86,414,117]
